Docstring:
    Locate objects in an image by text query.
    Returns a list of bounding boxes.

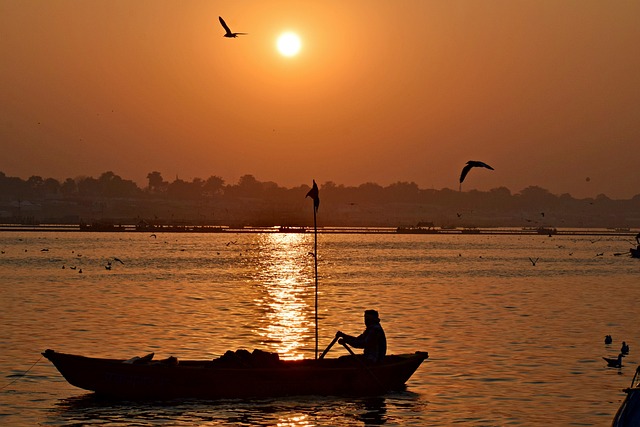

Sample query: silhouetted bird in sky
[218,16,247,38]
[459,160,494,190]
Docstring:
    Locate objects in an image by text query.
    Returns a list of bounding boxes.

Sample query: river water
[1,230,638,426]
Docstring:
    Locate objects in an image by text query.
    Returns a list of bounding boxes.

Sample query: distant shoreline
[0,224,636,237]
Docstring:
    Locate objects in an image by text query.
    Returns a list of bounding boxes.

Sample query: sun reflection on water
[252,233,315,360]
[276,414,311,427]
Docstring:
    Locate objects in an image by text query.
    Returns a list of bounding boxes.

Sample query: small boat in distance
[43,348,428,399]
[278,226,306,233]
[397,221,438,234]
[396,226,439,234]
[536,227,557,235]
[79,222,127,232]
[461,228,481,234]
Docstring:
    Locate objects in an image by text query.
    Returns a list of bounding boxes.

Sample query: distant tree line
[0,170,639,228]
[3,170,639,202]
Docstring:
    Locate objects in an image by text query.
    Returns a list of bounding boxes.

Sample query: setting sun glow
[276,32,302,57]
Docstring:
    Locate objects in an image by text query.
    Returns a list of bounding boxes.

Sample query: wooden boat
[612,365,640,426]
[43,348,428,399]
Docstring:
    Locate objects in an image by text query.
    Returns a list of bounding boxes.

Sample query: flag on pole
[306,179,320,212]
[306,179,320,358]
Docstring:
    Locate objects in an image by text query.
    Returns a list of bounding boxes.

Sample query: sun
[277,32,302,57]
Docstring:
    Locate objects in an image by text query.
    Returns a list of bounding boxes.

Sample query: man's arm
[336,330,369,349]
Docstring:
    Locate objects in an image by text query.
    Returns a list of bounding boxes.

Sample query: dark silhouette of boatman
[336,309,387,363]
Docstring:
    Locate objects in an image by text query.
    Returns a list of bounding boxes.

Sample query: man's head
[364,309,380,326]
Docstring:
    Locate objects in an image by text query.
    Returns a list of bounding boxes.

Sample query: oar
[341,340,358,357]
[319,335,340,359]
[339,341,384,389]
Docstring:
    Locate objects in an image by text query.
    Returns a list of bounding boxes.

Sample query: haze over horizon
[2,1,639,199]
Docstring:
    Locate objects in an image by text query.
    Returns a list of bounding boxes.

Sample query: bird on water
[621,341,630,355]
[603,353,623,368]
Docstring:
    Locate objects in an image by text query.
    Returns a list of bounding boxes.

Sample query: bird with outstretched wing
[218,16,247,38]
[460,160,494,184]
[459,160,494,190]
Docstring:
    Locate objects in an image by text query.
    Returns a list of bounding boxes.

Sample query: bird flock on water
[602,335,631,368]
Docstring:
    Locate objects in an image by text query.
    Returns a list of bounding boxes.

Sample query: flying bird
[459,161,494,190]
[218,16,247,38]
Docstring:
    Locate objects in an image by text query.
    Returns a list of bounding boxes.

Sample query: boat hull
[612,367,640,427]
[612,388,640,426]
[43,349,428,399]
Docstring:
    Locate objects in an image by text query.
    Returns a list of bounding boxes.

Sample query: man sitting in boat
[336,309,387,363]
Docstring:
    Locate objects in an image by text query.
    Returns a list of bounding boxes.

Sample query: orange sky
[1,1,639,199]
